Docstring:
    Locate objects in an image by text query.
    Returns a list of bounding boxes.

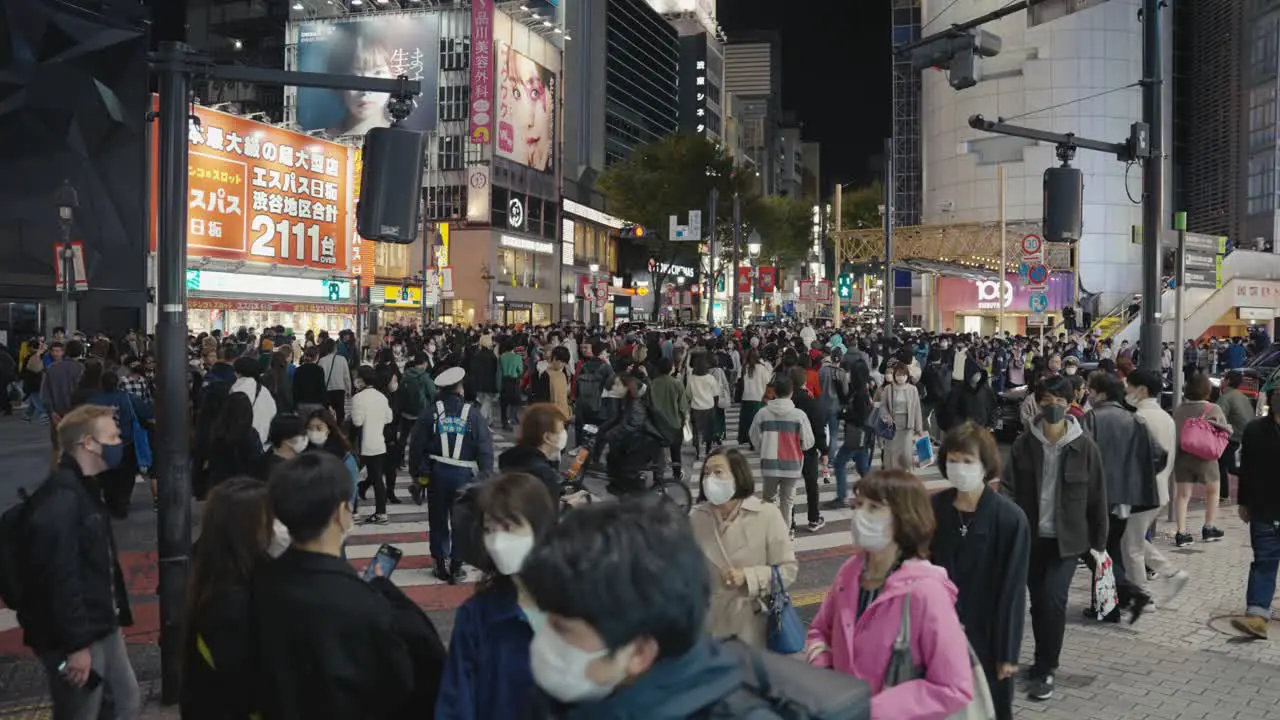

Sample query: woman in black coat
[931,422,1031,720]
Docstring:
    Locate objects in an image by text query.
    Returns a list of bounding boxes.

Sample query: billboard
[496,42,556,172]
[470,0,495,143]
[294,15,441,136]
[150,104,351,272]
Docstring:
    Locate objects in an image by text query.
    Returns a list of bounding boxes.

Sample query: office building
[645,1,725,141]
[724,31,782,195]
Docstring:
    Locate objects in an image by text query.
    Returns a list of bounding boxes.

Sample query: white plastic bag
[1090,549,1119,620]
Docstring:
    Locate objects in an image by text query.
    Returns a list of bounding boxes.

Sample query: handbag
[885,595,996,720]
[1179,404,1229,461]
[1089,550,1119,620]
[766,565,806,655]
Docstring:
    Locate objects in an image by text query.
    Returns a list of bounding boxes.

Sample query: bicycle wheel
[654,480,693,515]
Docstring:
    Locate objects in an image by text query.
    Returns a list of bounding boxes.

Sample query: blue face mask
[97,439,125,470]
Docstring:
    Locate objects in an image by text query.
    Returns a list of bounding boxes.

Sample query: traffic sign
[1021,234,1043,255]
[1027,263,1049,287]
[1029,292,1049,313]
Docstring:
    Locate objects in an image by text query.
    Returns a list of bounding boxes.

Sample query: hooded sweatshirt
[1028,416,1084,539]
[808,557,974,719]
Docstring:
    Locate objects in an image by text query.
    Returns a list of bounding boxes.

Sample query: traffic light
[716,274,725,292]
[911,28,1001,90]
[837,273,853,300]
[620,224,650,240]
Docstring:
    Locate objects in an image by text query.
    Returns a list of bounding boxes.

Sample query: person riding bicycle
[596,374,665,496]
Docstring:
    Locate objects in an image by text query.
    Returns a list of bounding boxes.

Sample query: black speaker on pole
[1043,165,1084,243]
[357,126,426,244]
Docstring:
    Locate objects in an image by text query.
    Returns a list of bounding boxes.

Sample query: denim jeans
[826,412,841,457]
[1246,520,1280,618]
[832,443,871,503]
[23,392,46,420]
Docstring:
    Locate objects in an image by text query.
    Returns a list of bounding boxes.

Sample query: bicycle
[561,424,693,514]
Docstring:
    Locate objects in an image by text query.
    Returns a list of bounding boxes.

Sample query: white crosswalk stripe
[348,405,947,591]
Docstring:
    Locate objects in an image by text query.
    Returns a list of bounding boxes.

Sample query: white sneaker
[1166,570,1190,603]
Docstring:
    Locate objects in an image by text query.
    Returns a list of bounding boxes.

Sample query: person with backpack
[408,366,495,584]
[572,340,614,445]
[523,499,871,719]
[11,404,141,718]
[399,352,436,467]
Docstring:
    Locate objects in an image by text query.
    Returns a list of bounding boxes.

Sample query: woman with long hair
[738,348,772,449]
[806,470,975,717]
[205,393,264,490]
[690,447,797,648]
[262,349,294,413]
[180,478,272,719]
[304,408,361,507]
[435,472,558,719]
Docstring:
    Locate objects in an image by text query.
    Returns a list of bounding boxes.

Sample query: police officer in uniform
[408,366,494,584]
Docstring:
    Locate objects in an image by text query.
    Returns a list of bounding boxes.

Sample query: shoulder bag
[1179,403,1229,461]
[885,594,996,720]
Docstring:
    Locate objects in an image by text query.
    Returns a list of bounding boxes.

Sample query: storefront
[561,199,624,324]
[189,298,356,336]
[1200,280,1280,339]
[935,272,1074,336]
[446,227,562,327]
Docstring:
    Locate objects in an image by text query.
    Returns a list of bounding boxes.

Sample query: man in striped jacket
[748,375,815,534]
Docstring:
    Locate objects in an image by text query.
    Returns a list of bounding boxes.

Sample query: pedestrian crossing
[345,404,948,590]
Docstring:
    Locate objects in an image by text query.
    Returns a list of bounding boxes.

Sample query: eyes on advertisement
[294,15,442,137]
[496,42,556,173]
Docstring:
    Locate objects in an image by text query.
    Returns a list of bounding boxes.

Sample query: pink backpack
[1179,404,1229,461]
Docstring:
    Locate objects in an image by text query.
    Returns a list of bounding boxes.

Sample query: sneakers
[807,517,827,533]
[1026,673,1055,701]
[1231,616,1270,640]
[1202,525,1225,542]
[1128,593,1153,624]
[1174,532,1195,548]
[822,499,847,511]
[360,513,389,525]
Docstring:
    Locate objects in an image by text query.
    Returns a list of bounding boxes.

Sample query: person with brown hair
[805,470,974,717]
[436,472,558,718]
[499,402,570,501]
[1171,372,1233,546]
[18,404,141,718]
[932,423,1030,720]
[180,477,272,718]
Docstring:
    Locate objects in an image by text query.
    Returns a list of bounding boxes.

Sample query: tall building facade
[1241,0,1280,250]
[645,0,725,141]
[724,32,782,195]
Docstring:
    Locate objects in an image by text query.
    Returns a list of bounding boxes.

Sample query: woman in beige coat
[1171,373,1234,547]
[875,362,924,471]
[690,447,798,648]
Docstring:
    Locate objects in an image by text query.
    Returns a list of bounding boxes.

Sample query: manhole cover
[1207,614,1273,640]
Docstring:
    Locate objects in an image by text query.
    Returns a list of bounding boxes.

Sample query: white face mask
[1064,366,1077,376]
[851,507,892,552]
[703,472,736,506]
[1125,391,1144,406]
[483,530,535,576]
[287,436,309,454]
[529,625,626,703]
[893,375,908,385]
[548,429,569,452]
[307,429,329,446]
[947,462,985,493]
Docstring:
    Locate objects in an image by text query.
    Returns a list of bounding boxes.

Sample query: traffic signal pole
[1138,0,1165,374]
[832,186,842,328]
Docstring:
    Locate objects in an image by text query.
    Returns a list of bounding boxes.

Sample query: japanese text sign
[350,148,377,285]
[470,0,494,143]
[151,104,351,273]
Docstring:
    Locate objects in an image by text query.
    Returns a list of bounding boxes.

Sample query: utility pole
[1139,0,1165,373]
[731,191,742,327]
[152,41,194,705]
[998,165,1007,335]
[883,137,895,339]
[707,187,718,325]
[832,186,842,328]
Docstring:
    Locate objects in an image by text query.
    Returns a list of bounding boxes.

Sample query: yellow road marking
[791,589,828,607]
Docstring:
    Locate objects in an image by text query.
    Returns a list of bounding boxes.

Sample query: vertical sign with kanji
[470,0,494,144]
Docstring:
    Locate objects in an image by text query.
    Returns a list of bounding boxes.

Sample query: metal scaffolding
[833,220,1070,273]
[890,0,922,229]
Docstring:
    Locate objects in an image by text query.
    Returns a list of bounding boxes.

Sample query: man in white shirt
[1125,368,1188,603]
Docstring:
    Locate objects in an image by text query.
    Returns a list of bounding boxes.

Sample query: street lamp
[588,263,601,327]
[54,180,79,334]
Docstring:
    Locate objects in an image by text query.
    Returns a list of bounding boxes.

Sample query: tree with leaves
[839,181,885,230]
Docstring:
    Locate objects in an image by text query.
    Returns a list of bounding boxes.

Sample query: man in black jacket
[19,404,139,718]
[1233,386,1280,640]
[255,453,445,718]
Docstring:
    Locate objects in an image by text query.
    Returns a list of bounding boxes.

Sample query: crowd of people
[3,317,1278,720]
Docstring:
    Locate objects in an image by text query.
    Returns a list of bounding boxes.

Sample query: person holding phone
[18,405,141,718]
[436,472,558,719]
[254,453,446,717]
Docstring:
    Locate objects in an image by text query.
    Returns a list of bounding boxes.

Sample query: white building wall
[921,0,1144,307]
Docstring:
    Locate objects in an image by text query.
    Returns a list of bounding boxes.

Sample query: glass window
[1253,13,1280,81]
[1251,86,1278,152]
[440,37,470,72]
[1247,151,1276,215]
[438,85,470,122]
[498,248,554,289]
[533,303,553,325]
[438,135,465,171]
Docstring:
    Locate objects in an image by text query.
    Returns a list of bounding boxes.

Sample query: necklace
[957,508,976,538]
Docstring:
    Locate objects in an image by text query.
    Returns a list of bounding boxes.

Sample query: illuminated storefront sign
[185,269,350,300]
[500,234,555,255]
[562,199,626,229]
[188,298,355,314]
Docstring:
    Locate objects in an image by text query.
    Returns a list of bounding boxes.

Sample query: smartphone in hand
[57,660,102,690]
[363,543,403,581]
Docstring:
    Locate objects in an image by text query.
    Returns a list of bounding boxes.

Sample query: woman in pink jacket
[805,470,974,720]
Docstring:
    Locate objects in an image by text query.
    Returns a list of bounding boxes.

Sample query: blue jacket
[88,389,152,444]
[435,587,535,720]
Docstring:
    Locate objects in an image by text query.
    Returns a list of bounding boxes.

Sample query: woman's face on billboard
[342,44,393,125]
[504,49,552,169]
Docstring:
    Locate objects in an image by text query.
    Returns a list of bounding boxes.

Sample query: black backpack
[575,361,606,416]
[702,640,872,719]
[0,487,35,611]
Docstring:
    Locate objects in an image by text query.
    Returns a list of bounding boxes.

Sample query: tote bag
[1179,404,1229,461]
[885,595,996,720]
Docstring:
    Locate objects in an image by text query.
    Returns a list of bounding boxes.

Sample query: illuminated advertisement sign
[294,16,441,136]
[470,0,495,143]
[678,34,710,135]
[496,42,556,172]
[185,270,351,300]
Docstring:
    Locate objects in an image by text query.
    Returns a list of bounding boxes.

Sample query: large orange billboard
[150,104,351,273]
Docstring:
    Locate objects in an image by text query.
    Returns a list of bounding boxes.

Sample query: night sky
[718,0,892,191]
